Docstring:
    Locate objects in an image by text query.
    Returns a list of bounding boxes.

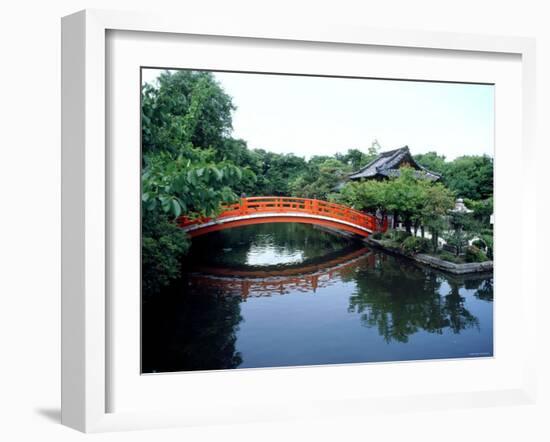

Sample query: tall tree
[141,71,245,293]
[142,70,234,156]
[420,183,455,251]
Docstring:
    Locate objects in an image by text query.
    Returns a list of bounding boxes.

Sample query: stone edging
[364,237,493,274]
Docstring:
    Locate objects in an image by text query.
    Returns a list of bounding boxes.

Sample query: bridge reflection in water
[187,247,378,299]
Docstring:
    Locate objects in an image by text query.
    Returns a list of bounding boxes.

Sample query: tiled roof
[348,146,440,181]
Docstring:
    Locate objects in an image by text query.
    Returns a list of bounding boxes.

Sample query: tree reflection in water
[142,286,243,372]
[346,255,482,343]
[471,277,494,302]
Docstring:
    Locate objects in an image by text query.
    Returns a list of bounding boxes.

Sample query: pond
[142,223,493,373]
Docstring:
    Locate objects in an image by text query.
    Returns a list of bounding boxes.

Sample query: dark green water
[142,223,493,373]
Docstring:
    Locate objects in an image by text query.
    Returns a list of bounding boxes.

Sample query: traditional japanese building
[348,146,440,182]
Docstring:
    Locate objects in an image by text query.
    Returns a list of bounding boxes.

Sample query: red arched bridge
[178,197,388,238]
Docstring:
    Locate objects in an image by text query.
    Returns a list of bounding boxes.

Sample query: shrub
[383,229,409,243]
[472,239,487,250]
[478,232,494,259]
[401,236,430,255]
[142,211,191,296]
[465,245,489,263]
[371,232,383,240]
[393,230,410,243]
[437,250,464,263]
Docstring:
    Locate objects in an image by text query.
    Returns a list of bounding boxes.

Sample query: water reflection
[188,247,374,297]
[346,258,481,343]
[186,223,361,269]
[142,287,243,372]
[142,223,493,373]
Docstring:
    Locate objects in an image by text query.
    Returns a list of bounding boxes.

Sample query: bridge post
[241,280,250,300]
[311,275,318,292]
[240,198,248,215]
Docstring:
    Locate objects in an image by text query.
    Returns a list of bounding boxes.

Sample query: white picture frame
[61,9,537,433]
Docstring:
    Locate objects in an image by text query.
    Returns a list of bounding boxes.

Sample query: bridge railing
[178,196,385,233]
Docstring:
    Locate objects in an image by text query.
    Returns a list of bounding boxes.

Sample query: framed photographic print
[140,68,495,373]
[61,9,538,432]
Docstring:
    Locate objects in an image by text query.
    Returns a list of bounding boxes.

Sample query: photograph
[140,68,494,373]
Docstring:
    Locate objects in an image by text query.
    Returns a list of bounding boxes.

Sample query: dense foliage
[142,71,245,293]
[401,236,431,255]
[338,167,456,250]
[142,211,191,294]
[414,151,494,200]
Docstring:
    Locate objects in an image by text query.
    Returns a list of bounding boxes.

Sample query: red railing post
[240,198,248,216]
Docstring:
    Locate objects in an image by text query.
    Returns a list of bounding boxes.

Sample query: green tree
[142,211,191,295]
[413,151,447,175]
[464,196,493,226]
[382,167,428,233]
[444,211,476,256]
[444,155,493,200]
[290,158,349,199]
[337,179,386,213]
[339,166,455,242]
[142,151,242,219]
[420,183,455,251]
[252,151,308,195]
[141,71,246,293]
[336,140,382,171]
[142,70,234,156]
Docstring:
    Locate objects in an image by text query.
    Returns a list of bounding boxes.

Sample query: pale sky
[142,69,494,160]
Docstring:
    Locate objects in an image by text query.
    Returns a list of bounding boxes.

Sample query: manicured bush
[465,245,489,263]
[401,236,430,255]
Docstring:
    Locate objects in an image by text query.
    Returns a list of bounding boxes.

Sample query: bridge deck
[178,197,387,238]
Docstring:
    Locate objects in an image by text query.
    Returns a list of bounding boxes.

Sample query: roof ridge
[348,146,408,177]
[379,145,409,157]
[347,145,440,181]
